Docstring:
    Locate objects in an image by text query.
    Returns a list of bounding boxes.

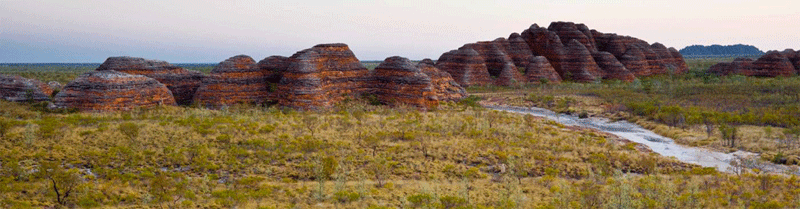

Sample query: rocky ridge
[438,21,689,85]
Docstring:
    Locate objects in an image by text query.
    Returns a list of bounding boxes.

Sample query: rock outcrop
[521,24,567,75]
[277,43,371,109]
[193,55,270,107]
[708,51,797,77]
[708,57,754,76]
[548,22,597,52]
[561,40,603,82]
[507,33,536,67]
[257,55,290,102]
[781,49,800,73]
[95,56,205,105]
[435,48,492,87]
[619,46,650,77]
[53,71,175,111]
[418,59,467,101]
[524,56,562,84]
[0,75,53,102]
[437,21,688,84]
[750,51,796,77]
[592,52,636,82]
[371,56,436,108]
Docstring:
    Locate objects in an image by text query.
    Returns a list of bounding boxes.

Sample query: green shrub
[118,122,140,140]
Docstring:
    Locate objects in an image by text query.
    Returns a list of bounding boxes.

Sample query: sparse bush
[118,122,139,140]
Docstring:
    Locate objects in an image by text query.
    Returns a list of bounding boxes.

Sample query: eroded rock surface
[524,56,562,84]
[751,51,797,77]
[96,56,205,105]
[53,71,175,111]
[0,75,53,102]
[372,56,436,108]
[277,43,371,109]
[418,59,467,102]
[194,55,269,107]
[435,48,492,87]
[592,52,636,82]
[561,40,603,82]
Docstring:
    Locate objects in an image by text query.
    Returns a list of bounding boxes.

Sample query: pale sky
[2,0,799,63]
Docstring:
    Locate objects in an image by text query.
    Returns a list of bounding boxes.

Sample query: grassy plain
[1,60,800,208]
[472,58,800,166]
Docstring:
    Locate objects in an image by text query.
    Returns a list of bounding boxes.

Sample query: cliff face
[96,56,205,105]
[53,70,175,111]
[436,21,689,84]
[0,75,53,102]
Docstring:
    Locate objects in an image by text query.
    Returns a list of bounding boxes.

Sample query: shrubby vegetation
[472,58,800,166]
[0,63,214,84]
[2,96,793,208]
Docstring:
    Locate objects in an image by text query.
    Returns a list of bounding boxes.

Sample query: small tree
[38,162,81,206]
[719,124,738,148]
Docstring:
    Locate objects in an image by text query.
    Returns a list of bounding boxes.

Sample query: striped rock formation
[53,70,175,111]
[619,46,651,77]
[521,24,567,75]
[0,75,53,102]
[562,40,603,82]
[435,48,492,87]
[548,22,597,52]
[507,33,536,67]
[95,56,205,105]
[257,55,290,102]
[592,52,636,82]
[750,51,796,77]
[708,57,754,76]
[781,49,800,73]
[372,56,436,108]
[668,47,690,74]
[465,42,525,85]
[277,43,371,109]
[417,59,467,102]
[524,56,561,84]
[194,55,270,107]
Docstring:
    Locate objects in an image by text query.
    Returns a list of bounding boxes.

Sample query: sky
[2,0,799,63]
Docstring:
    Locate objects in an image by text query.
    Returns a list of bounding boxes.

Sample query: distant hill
[679,44,764,57]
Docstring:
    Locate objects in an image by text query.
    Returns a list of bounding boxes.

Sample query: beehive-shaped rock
[277,43,371,109]
[194,55,270,107]
[524,56,561,84]
[562,40,603,82]
[507,33,536,67]
[435,48,492,87]
[668,47,690,74]
[465,42,525,85]
[521,24,567,74]
[95,56,205,105]
[372,56,437,108]
[257,55,290,102]
[780,49,800,73]
[619,46,651,77]
[0,75,53,102]
[751,51,797,77]
[418,59,467,101]
[592,52,636,82]
[53,71,175,111]
[548,22,598,52]
[708,57,754,76]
